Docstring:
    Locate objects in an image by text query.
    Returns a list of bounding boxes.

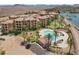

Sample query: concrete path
[64,18,79,54]
[57,31,69,48]
[70,26,79,54]
[30,43,56,55]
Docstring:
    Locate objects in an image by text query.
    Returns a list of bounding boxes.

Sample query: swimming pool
[39,29,57,42]
[39,29,69,48]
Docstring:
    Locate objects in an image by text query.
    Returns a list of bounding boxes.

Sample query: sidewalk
[64,18,79,54]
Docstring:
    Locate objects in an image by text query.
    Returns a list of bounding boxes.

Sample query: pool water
[39,29,57,42]
[39,29,69,48]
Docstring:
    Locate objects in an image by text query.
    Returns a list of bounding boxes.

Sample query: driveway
[30,43,56,55]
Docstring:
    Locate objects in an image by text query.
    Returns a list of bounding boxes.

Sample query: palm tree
[22,25,28,31]
[36,30,39,38]
[65,24,71,30]
[11,28,17,35]
[58,15,63,29]
[67,38,73,54]
[47,33,51,40]
[36,21,41,30]
[54,31,57,45]
[67,32,73,54]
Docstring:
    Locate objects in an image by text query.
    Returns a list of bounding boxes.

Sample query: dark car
[25,44,31,49]
[20,41,27,46]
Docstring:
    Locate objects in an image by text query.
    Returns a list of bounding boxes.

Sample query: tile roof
[1,20,13,24]
[0,17,9,22]
[14,18,24,21]
[38,37,49,45]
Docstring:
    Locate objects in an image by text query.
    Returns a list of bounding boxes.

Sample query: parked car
[25,44,31,49]
[20,41,27,46]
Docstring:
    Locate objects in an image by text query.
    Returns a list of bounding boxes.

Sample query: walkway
[30,43,56,55]
[57,31,69,48]
[64,18,79,54]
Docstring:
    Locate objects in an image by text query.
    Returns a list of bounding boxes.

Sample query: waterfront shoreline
[60,13,79,30]
[68,19,79,31]
[64,16,79,31]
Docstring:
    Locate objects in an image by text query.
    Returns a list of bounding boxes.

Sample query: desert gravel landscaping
[0,36,35,55]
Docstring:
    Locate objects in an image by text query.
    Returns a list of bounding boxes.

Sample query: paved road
[30,43,56,55]
[64,18,79,54]
[70,26,79,54]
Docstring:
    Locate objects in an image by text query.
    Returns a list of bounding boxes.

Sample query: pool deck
[39,29,69,48]
[56,31,68,48]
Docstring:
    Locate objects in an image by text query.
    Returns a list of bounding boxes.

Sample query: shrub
[0,51,5,55]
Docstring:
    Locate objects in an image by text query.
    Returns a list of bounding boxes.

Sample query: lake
[60,13,79,27]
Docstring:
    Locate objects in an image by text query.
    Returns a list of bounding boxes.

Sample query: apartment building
[14,18,24,32]
[0,17,9,25]
[25,17,39,30]
[38,10,47,15]
[1,20,13,34]
[1,10,58,34]
[13,17,39,31]
[1,15,53,34]
[9,15,19,19]
[38,15,50,27]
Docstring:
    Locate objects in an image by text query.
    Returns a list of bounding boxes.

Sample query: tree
[27,36,31,42]
[0,47,5,55]
[54,31,57,45]
[65,24,71,30]
[67,33,73,54]
[21,31,27,42]
[36,21,41,30]
[47,18,52,25]
[20,31,28,46]
[22,25,28,31]
[0,51,5,55]
[36,30,39,38]
[58,15,64,29]
[11,28,21,35]
[46,33,51,40]
[27,32,39,43]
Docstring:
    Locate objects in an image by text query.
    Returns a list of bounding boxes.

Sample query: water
[39,29,57,42]
[60,13,79,27]
[43,29,56,41]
